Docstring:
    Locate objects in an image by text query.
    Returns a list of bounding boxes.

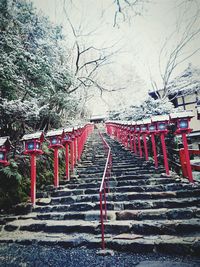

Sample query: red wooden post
[141,120,150,161]
[31,154,36,205]
[120,127,123,144]
[65,143,70,180]
[179,148,188,177]
[77,129,82,161]
[135,123,142,155]
[117,126,120,141]
[130,134,133,151]
[125,127,128,148]
[80,132,83,159]
[160,133,169,175]
[54,147,59,187]
[115,126,117,140]
[123,129,126,146]
[70,141,74,172]
[126,127,130,148]
[182,133,193,182]
[143,134,149,161]
[81,127,85,158]
[74,137,77,166]
[122,128,124,146]
[138,133,142,158]
[151,134,158,169]
[77,134,80,161]
[133,134,137,154]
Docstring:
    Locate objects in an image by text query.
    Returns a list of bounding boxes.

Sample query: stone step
[35,211,116,221]
[64,174,183,184]
[3,219,98,234]
[64,178,185,190]
[116,208,200,221]
[48,189,200,206]
[3,218,200,236]
[76,167,162,175]
[21,207,200,222]
[50,183,199,197]
[112,170,165,176]
[56,175,177,187]
[105,219,200,235]
[76,166,163,175]
[34,197,200,213]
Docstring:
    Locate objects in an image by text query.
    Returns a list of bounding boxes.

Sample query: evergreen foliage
[0,0,81,211]
[0,0,80,136]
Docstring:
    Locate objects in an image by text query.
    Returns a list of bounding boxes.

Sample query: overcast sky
[32,0,200,115]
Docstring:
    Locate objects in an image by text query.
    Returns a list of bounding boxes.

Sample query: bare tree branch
[113,0,147,27]
[156,2,200,100]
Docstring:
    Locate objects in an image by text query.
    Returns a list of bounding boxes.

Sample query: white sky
[32,0,200,115]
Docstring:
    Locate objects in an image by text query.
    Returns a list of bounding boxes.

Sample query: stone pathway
[1,244,200,267]
[0,129,200,257]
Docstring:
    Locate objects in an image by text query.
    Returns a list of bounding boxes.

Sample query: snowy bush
[109,96,175,121]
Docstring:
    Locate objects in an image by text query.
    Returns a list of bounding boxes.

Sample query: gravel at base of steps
[0,243,200,267]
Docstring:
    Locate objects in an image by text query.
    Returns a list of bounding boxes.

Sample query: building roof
[167,64,200,96]
[90,115,106,120]
[149,64,200,97]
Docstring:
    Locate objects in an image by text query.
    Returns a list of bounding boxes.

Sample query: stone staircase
[0,129,200,256]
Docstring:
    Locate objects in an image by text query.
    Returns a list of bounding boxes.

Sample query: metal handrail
[98,131,112,250]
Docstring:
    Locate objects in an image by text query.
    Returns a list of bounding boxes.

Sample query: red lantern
[0,136,11,166]
[22,132,44,155]
[46,129,65,149]
[170,111,193,135]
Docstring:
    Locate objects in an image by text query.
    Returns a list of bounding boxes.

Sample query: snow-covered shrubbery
[109,96,175,121]
[166,64,200,97]
[0,0,85,138]
[0,0,87,211]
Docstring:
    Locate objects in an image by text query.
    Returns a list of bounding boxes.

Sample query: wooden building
[90,115,106,124]
[149,64,200,139]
